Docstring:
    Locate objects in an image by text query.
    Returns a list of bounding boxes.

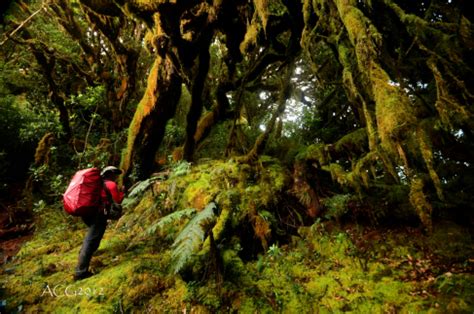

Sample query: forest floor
[1,211,473,313]
[1,159,473,313]
[0,207,33,266]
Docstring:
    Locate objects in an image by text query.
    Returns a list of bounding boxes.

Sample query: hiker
[74,166,124,280]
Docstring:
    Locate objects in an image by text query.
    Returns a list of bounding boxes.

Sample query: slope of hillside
[2,158,473,313]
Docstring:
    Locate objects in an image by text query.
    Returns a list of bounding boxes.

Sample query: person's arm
[105,181,124,203]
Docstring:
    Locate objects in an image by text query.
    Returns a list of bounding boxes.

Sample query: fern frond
[169,161,191,178]
[171,202,217,273]
[122,177,161,209]
[145,208,196,236]
[297,190,312,207]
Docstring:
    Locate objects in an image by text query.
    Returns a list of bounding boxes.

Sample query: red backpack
[63,168,103,216]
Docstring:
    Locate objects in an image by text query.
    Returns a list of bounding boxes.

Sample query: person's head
[100,166,122,180]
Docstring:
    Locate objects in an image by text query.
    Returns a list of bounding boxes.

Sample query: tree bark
[183,39,212,161]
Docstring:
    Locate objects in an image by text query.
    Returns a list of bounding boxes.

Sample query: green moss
[409,177,433,232]
[297,143,330,166]
[240,22,259,54]
[34,132,54,166]
[323,163,348,186]
[338,42,379,154]
[334,127,368,153]
[353,151,378,188]
[305,275,335,297]
[323,194,352,221]
[181,174,215,210]
[200,206,231,254]
[262,159,290,191]
[120,56,162,177]
[371,65,416,155]
[254,0,269,31]
[6,160,473,312]
[222,249,246,280]
[417,125,444,200]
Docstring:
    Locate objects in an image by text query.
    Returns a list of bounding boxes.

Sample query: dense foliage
[0,0,473,312]
[2,0,472,227]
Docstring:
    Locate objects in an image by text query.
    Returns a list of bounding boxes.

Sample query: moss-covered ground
[1,158,473,313]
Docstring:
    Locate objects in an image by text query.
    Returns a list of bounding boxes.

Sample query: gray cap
[100,166,122,177]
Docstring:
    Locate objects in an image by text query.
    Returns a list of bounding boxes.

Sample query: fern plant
[144,207,197,236]
[170,202,217,274]
[323,194,352,222]
[169,160,191,178]
[122,176,162,209]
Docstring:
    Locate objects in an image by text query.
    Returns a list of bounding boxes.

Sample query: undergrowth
[1,158,472,312]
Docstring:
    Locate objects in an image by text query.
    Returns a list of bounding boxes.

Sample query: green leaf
[170,202,217,273]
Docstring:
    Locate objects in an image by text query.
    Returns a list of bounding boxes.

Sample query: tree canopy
[2,0,472,229]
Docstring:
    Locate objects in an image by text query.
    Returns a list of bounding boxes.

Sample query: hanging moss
[384,0,467,65]
[254,0,269,32]
[459,16,474,49]
[334,0,381,69]
[427,58,472,129]
[7,0,474,311]
[409,177,433,233]
[353,151,378,188]
[323,163,348,186]
[371,64,416,155]
[362,101,377,151]
[376,147,400,183]
[416,124,444,201]
[337,43,377,151]
[239,21,259,54]
[338,40,410,184]
[34,132,55,166]
[335,0,416,158]
[383,0,473,132]
[302,0,312,27]
[194,110,217,143]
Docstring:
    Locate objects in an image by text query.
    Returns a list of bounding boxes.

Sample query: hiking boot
[73,271,93,281]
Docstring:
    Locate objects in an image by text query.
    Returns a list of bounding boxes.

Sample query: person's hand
[119,185,127,195]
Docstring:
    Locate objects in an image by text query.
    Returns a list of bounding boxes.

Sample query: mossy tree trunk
[182,36,213,162]
[121,56,182,182]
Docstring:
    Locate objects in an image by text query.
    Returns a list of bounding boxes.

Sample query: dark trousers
[75,210,107,276]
